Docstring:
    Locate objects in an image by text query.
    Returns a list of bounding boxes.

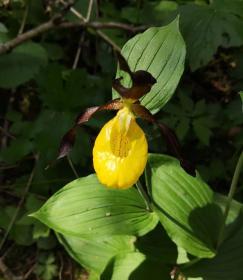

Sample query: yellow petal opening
[93,108,148,189]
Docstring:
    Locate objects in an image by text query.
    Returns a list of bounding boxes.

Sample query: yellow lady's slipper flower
[57,52,195,190]
[93,106,148,189]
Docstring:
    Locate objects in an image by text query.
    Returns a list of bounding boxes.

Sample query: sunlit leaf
[32,175,158,237]
[101,252,171,280]
[147,154,221,258]
[57,234,136,275]
[113,17,186,114]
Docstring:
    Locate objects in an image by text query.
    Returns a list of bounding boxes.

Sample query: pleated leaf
[57,234,136,275]
[136,224,177,264]
[101,252,171,280]
[182,194,243,280]
[58,225,175,279]
[113,16,186,114]
[32,174,158,237]
[147,154,219,258]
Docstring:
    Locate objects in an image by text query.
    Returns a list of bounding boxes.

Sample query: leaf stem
[67,155,79,178]
[136,180,153,212]
[18,4,29,35]
[217,151,243,248]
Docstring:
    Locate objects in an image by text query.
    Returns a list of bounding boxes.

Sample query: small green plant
[35,252,58,280]
[31,19,243,280]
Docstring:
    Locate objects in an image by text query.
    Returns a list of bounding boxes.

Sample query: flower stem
[217,151,243,248]
[136,180,153,212]
[67,155,79,178]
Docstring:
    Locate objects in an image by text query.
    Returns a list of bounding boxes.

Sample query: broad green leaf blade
[0,42,48,88]
[180,0,243,71]
[182,194,243,280]
[58,226,175,279]
[147,154,220,258]
[136,224,177,264]
[101,252,145,280]
[113,17,186,114]
[214,193,242,224]
[101,252,171,280]
[33,175,158,237]
[57,234,136,275]
[88,271,100,280]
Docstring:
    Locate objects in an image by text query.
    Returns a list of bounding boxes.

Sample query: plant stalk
[67,155,79,178]
[136,180,153,212]
[217,151,243,247]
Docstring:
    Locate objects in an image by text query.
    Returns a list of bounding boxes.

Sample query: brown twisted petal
[116,52,133,76]
[132,103,196,176]
[57,99,123,160]
[113,52,157,100]
[112,75,156,100]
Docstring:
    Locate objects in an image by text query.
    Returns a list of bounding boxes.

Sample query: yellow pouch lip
[93,110,148,189]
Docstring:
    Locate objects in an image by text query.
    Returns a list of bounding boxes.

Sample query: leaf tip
[172,14,180,27]
[28,211,40,220]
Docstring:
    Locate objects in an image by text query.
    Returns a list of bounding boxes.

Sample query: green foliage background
[0,0,243,279]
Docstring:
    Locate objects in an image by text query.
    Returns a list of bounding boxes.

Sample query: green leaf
[65,223,176,279]
[41,43,64,61]
[153,1,178,12]
[37,235,57,250]
[77,224,176,279]
[178,94,194,112]
[37,65,105,111]
[0,42,48,88]
[147,154,221,258]
[25,194,44,212]
[33,222,50,240]
[182,194,243,280]
[101,252,171,280]
[36,64,66,110]
[136,224,177,264]
[57,234,136,275]
[139,1,178,26]
[176,117,190,140]
[213,193,243,241]
[193,100,206,116]
[88,271,100,280]
[180,0,243,70]
[0,138,33,164]
[193,119,212,145]
[32,174,158,238]
[10,224,34,246]
[121,7,139,24]
[101,252,145,280]
[35,253,58,280]
[114,17,186,114]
